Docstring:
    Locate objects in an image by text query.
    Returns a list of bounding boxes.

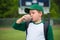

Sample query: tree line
[0,0,60,18]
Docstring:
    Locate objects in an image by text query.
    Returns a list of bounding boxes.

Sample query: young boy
[13,4,53,40]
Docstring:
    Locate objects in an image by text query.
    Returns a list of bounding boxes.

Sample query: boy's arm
[47,25,54,40]
[13,22,26,31]
[12,14,31,31]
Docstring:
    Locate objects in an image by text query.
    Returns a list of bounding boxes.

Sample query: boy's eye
[29,12,35,15]
[29,12,34,15]
[32,12,35,14]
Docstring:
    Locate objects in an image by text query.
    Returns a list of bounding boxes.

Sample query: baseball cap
[24,4,44,14]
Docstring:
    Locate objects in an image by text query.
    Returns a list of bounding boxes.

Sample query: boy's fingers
[22,14,31,21]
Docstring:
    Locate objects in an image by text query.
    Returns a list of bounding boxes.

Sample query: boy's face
[29,10,42,22]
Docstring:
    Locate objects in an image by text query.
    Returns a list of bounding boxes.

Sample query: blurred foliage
[50,0,60,19]
[0,0,60,18]
[0,0,19,18]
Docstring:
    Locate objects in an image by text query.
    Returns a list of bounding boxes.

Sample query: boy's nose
[30,14,33,17]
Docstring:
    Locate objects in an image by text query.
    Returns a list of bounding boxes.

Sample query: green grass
[0,29,26,40]
[53,26,60,40]
[0,26,60,40]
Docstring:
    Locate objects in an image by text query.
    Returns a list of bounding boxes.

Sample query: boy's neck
[34,18,42,24]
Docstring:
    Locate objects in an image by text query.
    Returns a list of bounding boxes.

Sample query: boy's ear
[39,11,42,16]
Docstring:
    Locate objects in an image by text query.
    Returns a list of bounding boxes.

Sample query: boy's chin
[32,20,36,22]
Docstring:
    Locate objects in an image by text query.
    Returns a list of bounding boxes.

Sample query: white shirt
[26,22,45,40]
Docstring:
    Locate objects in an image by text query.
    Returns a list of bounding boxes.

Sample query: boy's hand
[23,14,32,21]
[16,14,32,24]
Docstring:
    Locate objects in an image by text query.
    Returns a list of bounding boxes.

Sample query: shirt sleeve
[12,22,26,31]
[47,25,54,40]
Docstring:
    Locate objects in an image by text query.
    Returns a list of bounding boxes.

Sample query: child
[13,4,53,40]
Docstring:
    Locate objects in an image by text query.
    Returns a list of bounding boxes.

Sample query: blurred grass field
[0,28,26,40]
[0,26,60,40]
